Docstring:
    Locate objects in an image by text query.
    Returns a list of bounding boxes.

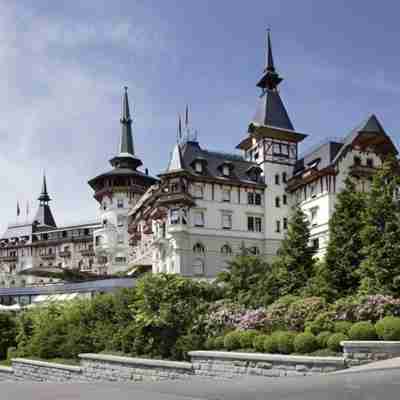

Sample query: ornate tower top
[34,173,56,228]
[109,87,142,170]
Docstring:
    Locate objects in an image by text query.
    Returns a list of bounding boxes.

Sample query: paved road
[1,368,400,399]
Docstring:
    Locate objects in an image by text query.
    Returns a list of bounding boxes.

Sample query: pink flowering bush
[333,295,400,322]
[205,302,270,335]
[284,297,327,331]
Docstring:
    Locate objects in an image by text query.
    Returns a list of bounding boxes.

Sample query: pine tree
[273,205,315,296]
[321,177,367,299]
[358,157,400,295]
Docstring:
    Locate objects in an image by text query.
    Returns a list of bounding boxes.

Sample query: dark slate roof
[294,140,343,175]
[252,90,294,131]
[33,204,57,228]
[0,278,135,296]
[178,141,263,185]
[332,114,397,163]
[89,167,158,185]
[120,87,134,156]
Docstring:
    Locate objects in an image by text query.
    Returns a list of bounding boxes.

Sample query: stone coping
[188,351,346,366]
[79,353,193,370]
[11,358,82,372]
[341,341,400,348]
[0,365,13,374]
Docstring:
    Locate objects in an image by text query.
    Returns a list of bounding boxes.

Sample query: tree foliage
[273,206,315,297]
[358,157,400,295]
[321,177,367,299]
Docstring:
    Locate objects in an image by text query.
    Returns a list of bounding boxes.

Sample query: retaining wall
[189,351,346,378]
[79,353,193,382]
[341,341,400,366]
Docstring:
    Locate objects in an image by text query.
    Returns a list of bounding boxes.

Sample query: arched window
[192,259,204,275]
[221,244,232,255]
[193,242,205,253]
[275,197,280,207]
[283,195,287,205]
[282,172,287,183]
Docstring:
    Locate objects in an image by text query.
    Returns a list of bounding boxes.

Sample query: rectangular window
[276,220,281,233]
[170,209,179,225]
[310,207,318,226]
[222,213,232,230]
[367,158,374,168]
[194,184,204,199]
[283,217,288,230]
[117,234,124,244]
[194,211,204,227]
[117,215,125,227]
[255,193,262,205]
[117,199,124,208]
[222,189,231,202]
[248,216,262,232]
[312,238,319,250]
[248,192,254,204]
[283,194,287,205]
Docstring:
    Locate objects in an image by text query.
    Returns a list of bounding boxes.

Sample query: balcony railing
[81,249,95,257]
[0,256,17,262]
[41,254,56,260]
[59,251,72,258]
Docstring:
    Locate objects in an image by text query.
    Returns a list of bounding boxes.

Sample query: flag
[17,201,20,217]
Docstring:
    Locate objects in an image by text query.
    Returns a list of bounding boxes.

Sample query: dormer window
[195,162,203,173]
[222,165,230,176]
[246,166,262,183]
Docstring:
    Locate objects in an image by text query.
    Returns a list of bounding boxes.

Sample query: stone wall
[12,359,83,382]
[0,365,16,381]
[79,353,193,382]
[189,351,347,378]
[341,341,400,366]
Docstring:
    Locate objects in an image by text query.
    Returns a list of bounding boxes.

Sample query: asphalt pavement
[1,366,400,399]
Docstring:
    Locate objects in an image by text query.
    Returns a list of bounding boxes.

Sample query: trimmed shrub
[316,331,332,349]
[285,297,327,331]
[376,317,400,341]
[305,311,335,335]
[327,333,348,352]
[253,334,268,352]
[348,322,377,340]
[263,333,280,354]
[239,330,259,349]
[276,331,296,354]
[223,331,241,351]
[334,321,352,335]
[204,337,215,350]
[214,336,225,349]
[293,332,318,354]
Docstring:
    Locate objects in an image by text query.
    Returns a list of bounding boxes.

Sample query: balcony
[41,254,56,260]
[59,251,72,258]
[0,256,17,262]
[349,164,376,178]
[81,249,95,257]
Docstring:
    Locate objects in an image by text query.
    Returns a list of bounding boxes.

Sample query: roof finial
[119,86,135,155]
[185,104,189,127]
[266,29,275,72]
[178,114,182,142]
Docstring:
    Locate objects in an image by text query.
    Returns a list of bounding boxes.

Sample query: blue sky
[1,0,399,233]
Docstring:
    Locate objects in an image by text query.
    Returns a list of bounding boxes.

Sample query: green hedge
[327,333,348,352]
[348,322,377,340]
[376,317,400,340]
[294,332,318,354]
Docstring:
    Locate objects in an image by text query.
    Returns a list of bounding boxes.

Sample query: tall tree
[273,205,315,297]
[321,177,367,299]
[358,157,400,295]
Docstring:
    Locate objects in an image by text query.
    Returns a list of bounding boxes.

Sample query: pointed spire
[119,86,135,156]
[266,29,275,72]
[257,29,283,90]
[178,114,182,140]
[167,143,184,172]
[185,104,189,127]
[38,173,51,203]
